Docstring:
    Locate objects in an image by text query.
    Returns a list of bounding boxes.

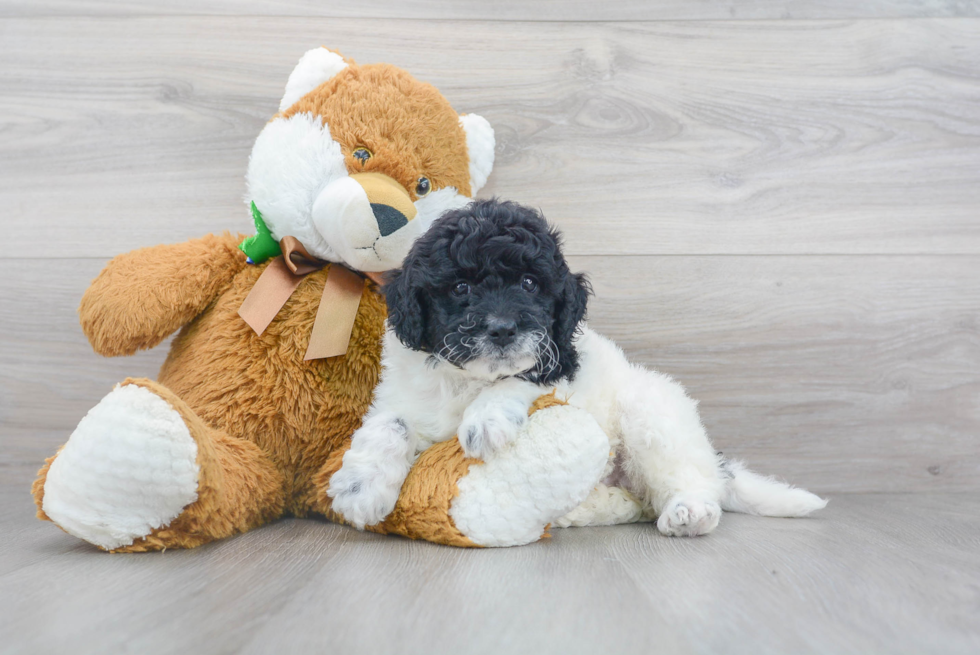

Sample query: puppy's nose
[486,317,518,347]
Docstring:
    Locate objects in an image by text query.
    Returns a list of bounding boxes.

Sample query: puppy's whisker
[545,339,560,378]
[434,332,468,369]
[519,327,557,382]
[458,314,477,333]
[533,329,560,381]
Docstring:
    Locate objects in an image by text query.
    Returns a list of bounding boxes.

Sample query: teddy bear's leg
[552,483,646,528]
[447,398,610,546]
[312,395,609,547]
[33,378,285,552]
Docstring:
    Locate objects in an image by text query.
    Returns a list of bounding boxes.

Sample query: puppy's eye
[415,177,431,197]
[452,281,470,296]
[521,275,538,292]
[352,147,372,164]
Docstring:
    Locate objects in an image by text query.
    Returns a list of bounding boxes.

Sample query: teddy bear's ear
[278,48,350,112]
[459,114,495,196]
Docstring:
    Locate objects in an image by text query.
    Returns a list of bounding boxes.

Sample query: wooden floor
[2,467,979,654]
[2,0,979,653]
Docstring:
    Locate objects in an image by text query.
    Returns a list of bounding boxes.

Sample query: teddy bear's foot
[34,378,286,552]
[38,383,200,550]
[553,483,646,528]
[449,402,609,547]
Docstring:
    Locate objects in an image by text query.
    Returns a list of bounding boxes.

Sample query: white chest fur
[371,331,495,449]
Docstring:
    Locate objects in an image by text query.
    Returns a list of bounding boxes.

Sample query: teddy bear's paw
[458,395,528,461]
[553,484,646,528]
[656,494,722,537]
[41,384,200,550]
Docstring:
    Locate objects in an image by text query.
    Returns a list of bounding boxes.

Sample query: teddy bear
[31,47,612,551]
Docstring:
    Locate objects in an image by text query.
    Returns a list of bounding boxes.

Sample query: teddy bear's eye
[352,147,372,164]
[415,177,431,197]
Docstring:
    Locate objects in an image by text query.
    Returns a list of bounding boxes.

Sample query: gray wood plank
[2,0,978,20]
[0,259,169,466]
[574,254,980,494]
[602,493,980,654]
[2,484,978,655]
[2,18,979,258]
[237,525,683,655]
[3,4,978,654]
[3,255,977,493]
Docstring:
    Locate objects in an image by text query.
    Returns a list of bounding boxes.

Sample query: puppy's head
[384,198,590,383]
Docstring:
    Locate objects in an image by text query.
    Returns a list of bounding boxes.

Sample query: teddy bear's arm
[80,233,248,357]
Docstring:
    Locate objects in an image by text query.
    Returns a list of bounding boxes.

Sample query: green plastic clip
[239,201,283,264]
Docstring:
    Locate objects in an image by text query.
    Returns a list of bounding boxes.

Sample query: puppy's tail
[719,459,827,517]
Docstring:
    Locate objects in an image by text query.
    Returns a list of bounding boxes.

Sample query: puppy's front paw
[327,463,400,530]
[458,397,528,460]
[657,495,721,537]
[327,418,411,530]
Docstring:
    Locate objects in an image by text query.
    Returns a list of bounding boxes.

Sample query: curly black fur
[384,198,591,384]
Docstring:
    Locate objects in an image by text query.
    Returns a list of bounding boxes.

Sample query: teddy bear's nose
[350,172,418,236]
[372,203,409,236]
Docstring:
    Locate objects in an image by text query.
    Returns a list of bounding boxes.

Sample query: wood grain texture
[3,0,979,20]
[4,255,977,493]
[1,474,978,655]
[574,254,980,493]
[2,18,979,257]
[2,8,979,652]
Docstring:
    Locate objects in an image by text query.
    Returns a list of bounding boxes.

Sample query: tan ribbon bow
[238,236,384,360]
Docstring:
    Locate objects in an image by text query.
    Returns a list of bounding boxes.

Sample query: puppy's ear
[383,265,427,351]
[548,271,591,383]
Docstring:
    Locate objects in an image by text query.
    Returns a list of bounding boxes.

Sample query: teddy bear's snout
[374,203,409,236]
[352,172,418,236]
[312,172,422,271]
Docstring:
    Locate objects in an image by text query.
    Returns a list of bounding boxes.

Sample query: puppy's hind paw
[657,495,722,537]
[458,397,528,460]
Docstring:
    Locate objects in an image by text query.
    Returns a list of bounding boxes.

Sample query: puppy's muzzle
[486,316,518,348]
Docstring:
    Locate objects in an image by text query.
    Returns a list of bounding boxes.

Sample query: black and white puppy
[328,199,826,534]
[382,198,588,388]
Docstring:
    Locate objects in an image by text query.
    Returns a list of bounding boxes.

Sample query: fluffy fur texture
[35,50,597,551]
[278,48,349,113]
[450,400,609,546]
[329,200,827,536]
[40,384,200,550]
[384,199,590,385]
[316,392,604,547]
[248,48,492,270]
[458,113,495,195]
[79,233,249,357]
[282,62,474,198]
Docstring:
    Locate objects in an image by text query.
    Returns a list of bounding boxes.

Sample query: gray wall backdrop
[1,1,979,494]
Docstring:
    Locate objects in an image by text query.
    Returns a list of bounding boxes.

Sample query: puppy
[328,199,826,535]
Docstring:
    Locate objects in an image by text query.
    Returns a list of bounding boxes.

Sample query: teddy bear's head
[245,48,495,272]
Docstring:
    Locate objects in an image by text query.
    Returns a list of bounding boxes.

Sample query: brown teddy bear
[31,48,610,551]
